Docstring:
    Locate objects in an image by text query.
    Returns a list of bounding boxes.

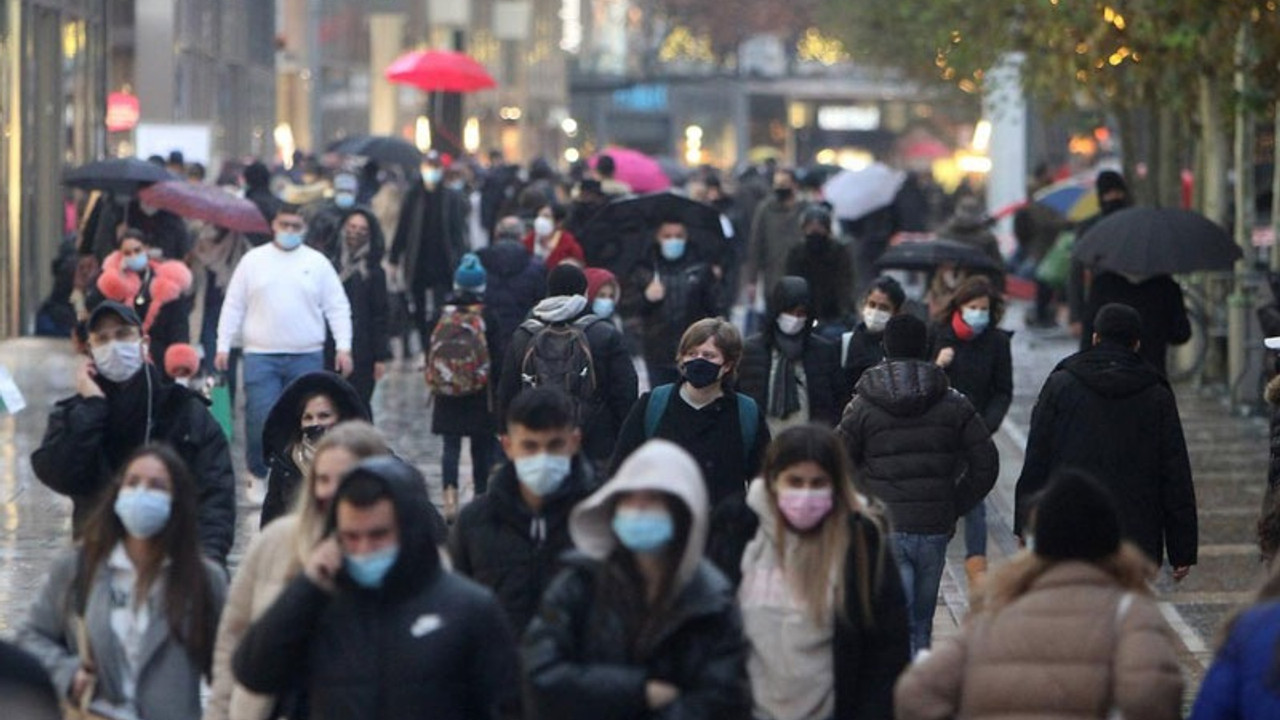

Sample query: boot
[443,486,459,524]
[965,555,988,591]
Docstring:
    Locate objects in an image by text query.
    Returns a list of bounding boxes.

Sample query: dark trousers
[442,433,495,494]
[410,278,450,354]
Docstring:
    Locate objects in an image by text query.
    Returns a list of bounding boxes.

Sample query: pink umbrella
[385,49,497,93]
[590,147,671,194]
[139,180,271,234]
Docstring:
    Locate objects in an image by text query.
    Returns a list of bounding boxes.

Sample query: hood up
[262,371,370,456]
[1057,343,1166,399]
[338,206,387,264]
[570,440,709,591]
[479,239,535,278]
[854,359,951,418]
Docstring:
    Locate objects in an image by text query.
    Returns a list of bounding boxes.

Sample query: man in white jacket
[216,202,353,487]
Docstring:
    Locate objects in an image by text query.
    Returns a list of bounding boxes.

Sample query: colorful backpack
[425,305,490,396]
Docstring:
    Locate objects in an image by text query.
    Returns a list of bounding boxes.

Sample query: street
[0,301,1270,703]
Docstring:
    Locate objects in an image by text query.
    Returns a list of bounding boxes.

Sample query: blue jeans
[890,531,951,655]
[964,499,988,558]
[242,351,324,477]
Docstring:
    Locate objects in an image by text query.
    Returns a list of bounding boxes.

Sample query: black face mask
[681,357,724,389]
[301,424,328,442]
[774,187,794,202]
[1100,197,1130,215]
[804,232,829,251]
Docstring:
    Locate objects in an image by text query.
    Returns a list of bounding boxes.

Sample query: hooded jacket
[325,207,392,407]
[477,239,547,341]
[259,372,371,528]
[90,251,194,374]
[1014,344,1198,567]
[449,457,597,633]
[522,441,751,720]
[233,457,518,720]
[837,360,999,534]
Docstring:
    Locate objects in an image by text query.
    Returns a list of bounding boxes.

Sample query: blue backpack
[642,384,760,464]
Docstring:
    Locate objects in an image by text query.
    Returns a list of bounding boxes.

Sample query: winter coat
[389,182,469,288]
[1014,344,1198,568]
[325,208,392,409]
[621,250,720,373]
[746,196,805,292]
[234,457,519,720]
[895,562,1183,720]
[523,440,752,720]
[302,200,345,261]
[1191,600,1280,720]
[31,365,236,563]
[784,237,855,323]
[522,228,586,268]
[429,294,503,438]
[126,200,193,260]
[476,239,547,342]
[497,306,638,465]
[449,458,597,633]
[843,324,885,396]
[938,215,1002,265]
[929,321,1013,435]
[1081,273,1191,377]
[738,332,843,427]
[18,547,228,720]
[90,251,193,373]
[260,372,371,528]
[836,360,999,535]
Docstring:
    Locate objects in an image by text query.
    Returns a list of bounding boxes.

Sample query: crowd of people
[4,149,1275,720]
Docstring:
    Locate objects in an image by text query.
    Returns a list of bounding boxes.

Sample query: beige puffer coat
[894,561,1183,720]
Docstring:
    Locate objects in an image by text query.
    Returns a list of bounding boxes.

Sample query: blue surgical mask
[123,253,150,273]
[514,453,572,497]
[114,487,172,539]
[612,508,674,553]
[422,168,442,186]
[592,297,616,318]
[962,308,990,334]
[334,193,355,209]
[660,238,687,261]
[276,231,305,251]
[345,545,399,589]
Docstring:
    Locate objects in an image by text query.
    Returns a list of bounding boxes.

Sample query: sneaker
[243,473,266,508]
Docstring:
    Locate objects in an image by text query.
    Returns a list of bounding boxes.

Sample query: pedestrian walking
[18,445,228,720]
[242,161,281,248]
[737,276,844,434]
[1068,170,1133,333]
[584,266,621,322]
[938,197,1002,265]
[612,318,770,509]
[522,440,751,720]
[1016,303,1197,578]
[929,276,1013,589]
[426,253,502,522]
[32,301,235,563]
[330,207,392,409]
[126,197,193,261]
[206,422,391,720]
[745,169,805,301]
[233,456,519,720]
[188,224,250,377]
[88,227,193,375]
[301,172,356,262]
[1191,559,1280,719]
[258,371,370,527]
[215,201,354,489]
[450,388,598,634]
[896,470,1183,720]
[477,217,547,342]
[1080,270,1191,377]
[499,263,637,470]
[783,206,855,338]
[524,202,586,268]
[837,313,998,653]
[840,275,906,393]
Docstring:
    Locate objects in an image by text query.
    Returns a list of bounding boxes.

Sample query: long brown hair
[79,444,218,676]
[936,275,1005,326]
[763,425,889,627]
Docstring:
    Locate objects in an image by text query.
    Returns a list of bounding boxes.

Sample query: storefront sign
[612,84,667,113]
[817,105,880,132]
[106,92,140,132]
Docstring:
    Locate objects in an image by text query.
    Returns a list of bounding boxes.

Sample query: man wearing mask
[784,205,856,338]
[234,457,519,719]
[744,169,805,304]
[216,203,353,488]
[32,301,235,564]
[389,150,470,350]
[450,389,597,633]
[299,172,360,262]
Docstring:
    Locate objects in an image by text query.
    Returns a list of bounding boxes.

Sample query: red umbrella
[385,49,496,93]
[590,147,671,194]
[139,181,271,234]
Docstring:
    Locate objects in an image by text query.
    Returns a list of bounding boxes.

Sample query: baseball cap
[88,300,142,330]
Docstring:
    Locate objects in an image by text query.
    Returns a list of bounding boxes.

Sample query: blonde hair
[969,541,1155,616]
[292,421,391,564]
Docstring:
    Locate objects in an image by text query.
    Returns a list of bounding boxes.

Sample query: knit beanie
[1032,470,1122,562]
[453,253,487,292]
[883,314,928,360]
[1095,170,1128,197]
[547,263,588,297]
[583,267,618,301]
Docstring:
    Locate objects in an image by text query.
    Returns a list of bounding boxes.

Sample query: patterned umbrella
[139,180,271,234]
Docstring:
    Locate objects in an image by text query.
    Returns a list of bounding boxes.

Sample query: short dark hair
[543,202,568,223]
[507,388,577,431]
[1094,303,1142,347]
[596,154,616,177]
[883,314,928,360]
[277,202,303,217]
[867,276,906,310]
[119,228,148,246]
[336,471,391,509]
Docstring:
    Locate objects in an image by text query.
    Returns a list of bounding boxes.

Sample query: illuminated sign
[816,105,880,132]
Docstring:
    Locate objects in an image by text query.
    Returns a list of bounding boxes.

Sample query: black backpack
[518,315,600,418]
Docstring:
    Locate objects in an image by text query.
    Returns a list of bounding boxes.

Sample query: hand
[214,352,230,372]
[645,680,679,710]
[935,347,956,368]
[374,362,387,382]
[645,276,665,303]
[304,537,343,592]
[70,665,95,704]
[335,351,354,377]
[1171,565,1191,582]
[76,360,105,399]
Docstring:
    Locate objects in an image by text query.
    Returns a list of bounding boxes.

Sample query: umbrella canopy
[64,158,172,194]
[875,238,1004,274]
[1034,180,1099,221]
[329,134,422,178]
[139,180,271,234]
[590,148,671,194]
[1072,207,1241,275]
[902,138,951,161]
[385,49,496,93]
[822,163,906,221]
[577,192,724,279]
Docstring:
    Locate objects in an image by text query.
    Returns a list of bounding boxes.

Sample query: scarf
[533,294,588,323]
[339,240,371,283]
[767,334,805,419]
[951,311,975,341]
[191,226,248,290]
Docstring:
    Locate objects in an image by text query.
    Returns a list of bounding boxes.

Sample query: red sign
[106,92,140,132]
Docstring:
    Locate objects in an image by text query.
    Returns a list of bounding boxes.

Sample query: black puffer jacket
[260,372,370,527]
[477,240,547,342]
[1014,344,1197,567]
[234,457,518,720]
[929,322,1013,435]
[449,458,597,633]
[31,365,236,563]
[837,360,999,534]
[621,249,719,373]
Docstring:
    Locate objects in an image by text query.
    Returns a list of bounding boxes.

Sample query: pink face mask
[777,487,834,531]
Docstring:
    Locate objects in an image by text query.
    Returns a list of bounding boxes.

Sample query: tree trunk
[1198,72,1230,226]
[1156,104,1182,208]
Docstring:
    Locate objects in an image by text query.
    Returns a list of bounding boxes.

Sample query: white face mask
[91,340,146,383]
[533,216,555,238]
[776,313,807,336]
[863,308,892,333]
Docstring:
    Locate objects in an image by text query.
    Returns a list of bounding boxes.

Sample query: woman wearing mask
[841,276,906,395]
[612,318,770,509]
[929,276,1012,589]
[523,440,751,720]
[737,277,844,434]
[585,267,621,323]
[259,372,370,527]
[783,206,855,339]
[895,470,1183,720]
[328,208,392,409]
[523,203,585,269]
[206,422,390,720]
[19,444,227,720]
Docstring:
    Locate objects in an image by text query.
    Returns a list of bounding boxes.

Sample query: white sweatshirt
[216,243,353,354]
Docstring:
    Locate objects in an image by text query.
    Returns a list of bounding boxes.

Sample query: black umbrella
[875,238,1003,273]
[577,192,726,279]
[329,135,423,178]
[1072,207,1242,274]
[63,158,172,194]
